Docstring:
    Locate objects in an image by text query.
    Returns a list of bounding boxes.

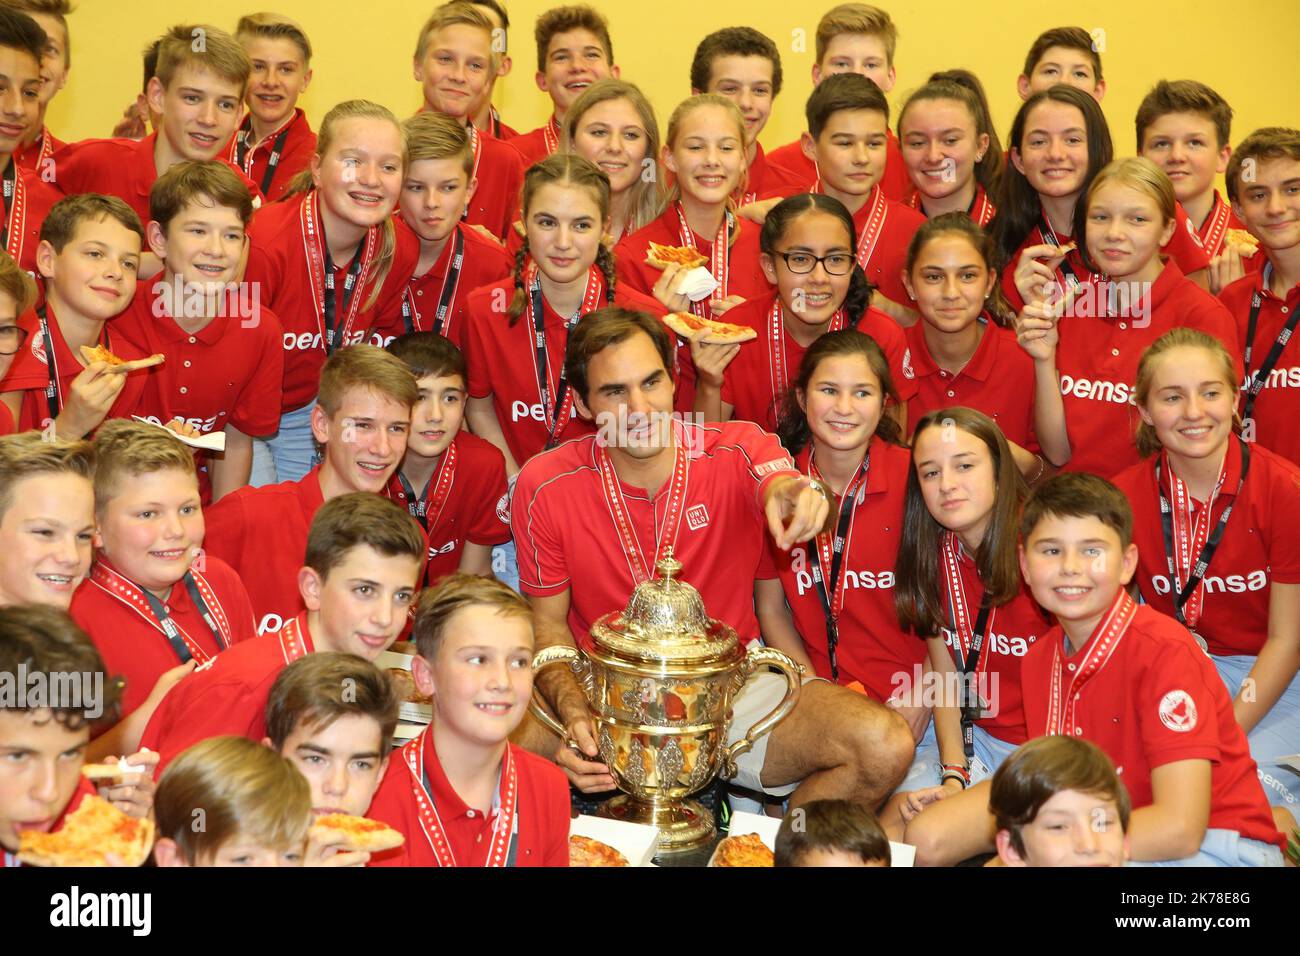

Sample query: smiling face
[149,196,246,295]
[415,24,494,120]
[761,209,854,328]
[407,372,465,459]
[571,97,649,196]
[574,330,675,460]
[815,33,894,93]
[149,66,244,161]
[37,215,141,323]
[536,28,615,116]
[312,386,411,494]
[1084,180,1175,282]
[805,108,888,199]
[0,709,88,853]
[28,12,68,110]
[400,156,473,244]
[904,233,994,333]
[798,352,884,455]
[1011,101,1090,202]
[0,473,94,609]
[1019,512,1138,640]
[663,103,745,204]
[1232,155,1300,255]
[303,544,420,662]
[277,713,387,818]
[912,424,997,547]
[900,98,988,203]
[0,44,42,153]
[702,54,775,142]
[1139,112,1228,206]
[243,36,311,129]
[413,604,534,750]
[96,467,203,599]
[312,115,405,230]
[1138,346,1235,465]
[999,788,1126,867]
[524,180,605,287]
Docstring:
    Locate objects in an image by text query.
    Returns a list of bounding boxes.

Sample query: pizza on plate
[662,311,757,345]
[645,241,708,271]
[309,813,406,852]
[711,832,774,867]
[17,795,154,867]
[568,834,630,867]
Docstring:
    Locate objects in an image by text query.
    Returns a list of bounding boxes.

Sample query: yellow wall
[49,0,1299,160]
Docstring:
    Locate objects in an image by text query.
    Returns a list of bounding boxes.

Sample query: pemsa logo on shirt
[282,330,367,351]
[791,548,894,596]
[1245,366,1300,390]
[511,400,579,424]
[1150,570,1268,595]
[939,626,1035,658]
[138,413,220,433]
[257,613,283,635]
[1059,374,1135,406]
[428,539,457,559]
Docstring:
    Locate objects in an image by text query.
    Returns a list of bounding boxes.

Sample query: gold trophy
[529,550,802,852]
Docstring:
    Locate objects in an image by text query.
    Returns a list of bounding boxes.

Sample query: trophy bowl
[530,549,802,852]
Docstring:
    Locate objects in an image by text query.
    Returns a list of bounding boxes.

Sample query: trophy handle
[529,645,585,739]
[720,647,803,779]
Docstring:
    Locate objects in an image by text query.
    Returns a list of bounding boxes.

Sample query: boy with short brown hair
[0,0,72,171]
[775,799,891,866]
[1017,26,1104,101]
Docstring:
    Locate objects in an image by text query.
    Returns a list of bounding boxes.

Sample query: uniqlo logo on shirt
[686,504,709,531]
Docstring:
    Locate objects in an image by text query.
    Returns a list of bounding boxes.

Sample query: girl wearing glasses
[702,193,916,430]
[0,252,37,436]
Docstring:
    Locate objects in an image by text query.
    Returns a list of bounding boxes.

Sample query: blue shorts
[250,400,319,487]
[1127,827,1284,867]
[491,538,520,592]
[1211,653,1300,825]
[901,720,1019,791]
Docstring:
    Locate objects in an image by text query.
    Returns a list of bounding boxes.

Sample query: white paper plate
[569,814,660,867]
[131,416,226,452]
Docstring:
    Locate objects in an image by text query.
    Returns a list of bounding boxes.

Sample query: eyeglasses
[771,250,855,276]
[0,324,28,356]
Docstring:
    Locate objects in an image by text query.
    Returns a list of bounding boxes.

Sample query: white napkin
[132,416,227,453]
[676,267,719,303]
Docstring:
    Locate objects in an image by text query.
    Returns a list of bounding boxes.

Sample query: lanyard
[390,441,458,533]
[323,242,365,352]
[1241,264,1297,425]
[408,731,519,867]
[1038,218,1082,294]
[139,573,229,664]
[461,125,484,222]
[403,228,465,336]
[37,306,111,422]
[236,115,293,196]
[940,533,993,759]
[1,158,13,249]
[674,203,731,319]
[542,114,561,156]
[526,264,603,447]
[597,431,690,585]
[1046,591,1136,735]
[767,299,847,403]
[806,454,870,682]
[1156,439,1250,631]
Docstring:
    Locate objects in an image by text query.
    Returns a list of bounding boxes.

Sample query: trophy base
[597,795,716,853]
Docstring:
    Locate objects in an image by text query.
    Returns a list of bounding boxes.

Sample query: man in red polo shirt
[115,161,283,503]
[368,574,570,867]
[412,4,523,242]
[140,494,424,774]
[49,24,261,229]
[763,6,913,204]
[200,346,417,634]
[508,5,619,170]
[511,306,914,807]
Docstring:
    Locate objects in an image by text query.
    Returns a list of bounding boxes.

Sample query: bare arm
[1233,582,1300,734]
[1126,759,1212,862]
[209,426,253,502]
[456,541,494,577]
[465,395,521,476]
[754,577,816,673]
[1015,301,1071,467]
[869,294,919,328]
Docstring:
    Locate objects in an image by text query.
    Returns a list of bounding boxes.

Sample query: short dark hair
[774,799,890,866]
[1226,127,1300,205]
[0,6,47,65]
[412,572,531,662]
[1136,79,1232,151]
[1022,26,1102,83]
[991,735,1131,859]
[1019,472,1133,548]
[0,605,118,731]
[304,493,425,581]
[39,193,144,253]
[534,4,612,73]
[564,306,675,404]
[386,331,466,384]
[806,71,888,140]
[264,652,401,756]
[690,26,782,97]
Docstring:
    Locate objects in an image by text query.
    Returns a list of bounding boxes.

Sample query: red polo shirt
[461,272,664,467]
[1021,596,1284,850]
[613,207,772,305]
[1000,204,1212,313]
[905,185,997,227]
[738,142,809,204]
[719,292,915,430]
[513,420,799,649]
[49,133,263,226]
[464,128,524,243]
[765,128,915,204]
[1053,261,1240,478]
[139,612,316,774]
[483,107,518,141]
[507,116,560,169]
[367,728,570,867]
[1220,266,1300,468]
[370,221,513,347]
[13,125,63,174]
[903,318,1039,451]
[244,190,420,412]
[770,440,924,701]
[0,303,149,432]
[5,159,60,274]
[385,431,512,584]
[1111,440,1300,657]
[0,403,12,436]
[223,108,318,204]
[114,280,284,438]
[200,467,326,634]
[70,556,256,717]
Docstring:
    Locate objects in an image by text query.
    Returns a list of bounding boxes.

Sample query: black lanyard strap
[139,572,228,664]
[1,158,13,248]
[403,228,465,336]
[1156,439,1251,624]
[807,457,869,682]
[397,472,431,528]
[322,244,365,352]
[237,118,292,196]
[529,277,577,448]
[1241,265,1297,425]
[944,583,992,761]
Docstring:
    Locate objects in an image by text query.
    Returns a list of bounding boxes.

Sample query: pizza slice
[645,241,708,271]
[1225,228,1260,257]
[17,795,154,867]
[662,311,757,345]
[568,834,630,867]
[711,832,774,867]
[80,757,146,781]
[78,344,166,373]
[309,813,406,852]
